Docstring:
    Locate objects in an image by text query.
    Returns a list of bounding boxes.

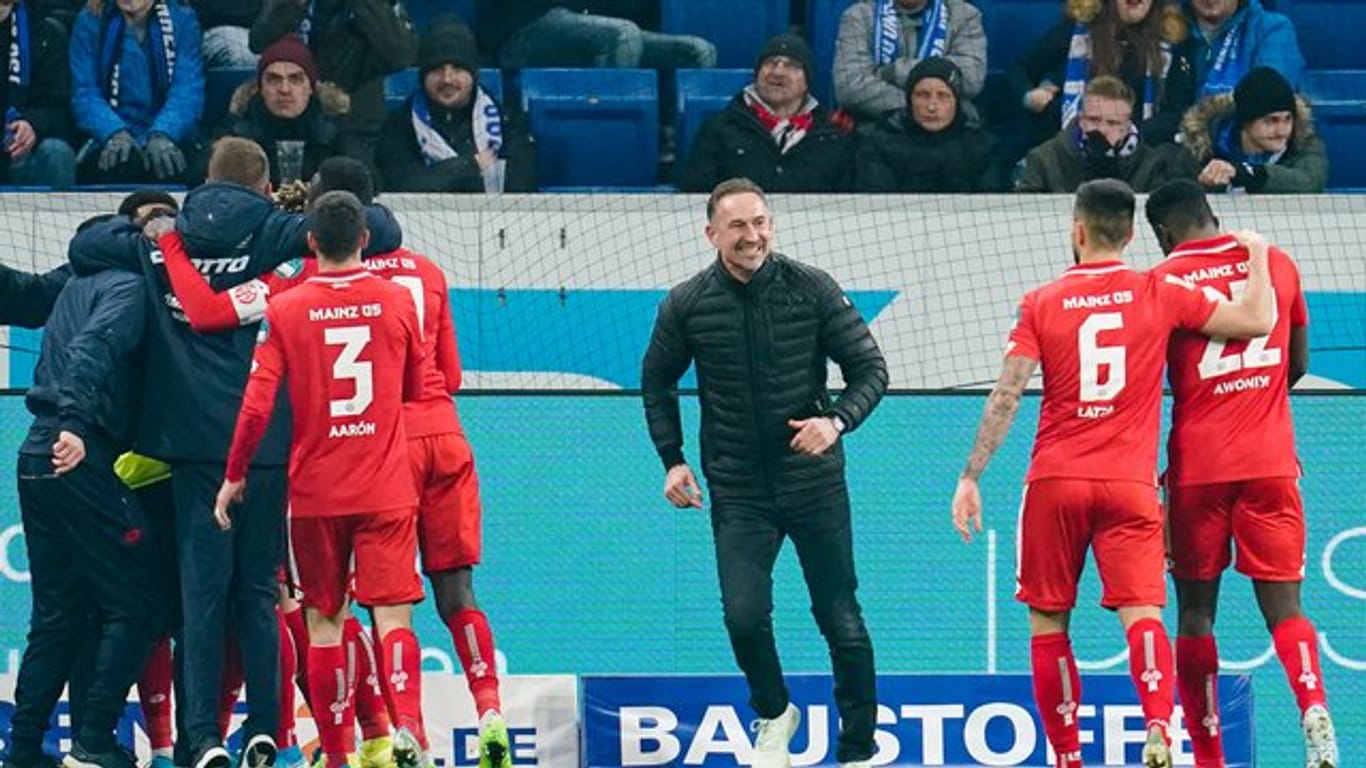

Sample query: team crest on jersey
[274,258,304,279]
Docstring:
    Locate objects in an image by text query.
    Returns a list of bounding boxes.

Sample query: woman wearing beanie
[375,17,535,193]
[1180,65,1328,193]
[854,57,1002,191]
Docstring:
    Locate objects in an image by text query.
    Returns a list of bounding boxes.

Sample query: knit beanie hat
[906,56,964,100]
[755,33,815,81]
[258,34,318,86]
[419,16,481,78]
[1234,66,1296,126]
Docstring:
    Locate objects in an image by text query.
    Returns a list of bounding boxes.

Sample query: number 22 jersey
[1149,234,1307,487]
[1006,261,1218,484]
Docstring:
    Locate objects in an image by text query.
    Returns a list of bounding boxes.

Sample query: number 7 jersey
[1007,260,1218,484]
[1150,234,1307,487]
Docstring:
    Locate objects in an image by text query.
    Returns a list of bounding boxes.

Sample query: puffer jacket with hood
[1180,92,1327,193]
[203,80,362,185]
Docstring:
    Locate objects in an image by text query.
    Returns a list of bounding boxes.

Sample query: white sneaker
[1303,704,1339,768]
[1141,722,1173,768]
[750,703,800,768]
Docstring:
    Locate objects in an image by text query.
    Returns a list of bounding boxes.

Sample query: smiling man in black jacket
[641,177,888,768]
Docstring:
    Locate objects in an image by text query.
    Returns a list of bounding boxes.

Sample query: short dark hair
[207,137,270,189]
[117,189,179,220]
[1074,179,1135,249]
[706,177,767,221]
[309,191,367,262]
[310,157,375,205]
[1145,178,1217,233]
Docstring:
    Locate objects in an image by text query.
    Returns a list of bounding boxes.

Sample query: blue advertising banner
[582,673,1254,767]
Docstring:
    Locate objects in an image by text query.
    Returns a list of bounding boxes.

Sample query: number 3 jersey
[225,269,425,517]
[1150,235,1307,487]
[1007,260,1218,485]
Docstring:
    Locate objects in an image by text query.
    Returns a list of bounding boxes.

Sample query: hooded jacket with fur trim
[1180,92,1327,193]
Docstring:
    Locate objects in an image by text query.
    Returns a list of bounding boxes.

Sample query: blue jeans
[500,7,717,69]
[7,138,77,189]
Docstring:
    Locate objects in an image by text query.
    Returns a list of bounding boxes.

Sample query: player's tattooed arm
[962,355,1038,480]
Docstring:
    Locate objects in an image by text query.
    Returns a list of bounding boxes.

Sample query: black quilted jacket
[642,253,888,496]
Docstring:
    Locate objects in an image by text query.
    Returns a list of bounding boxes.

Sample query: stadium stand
[1280,0,1366,69]
[675,69,754,165]
[406,0,476,30]
[1300,69,1366,190]
[660,0,791,68]
[203,68,258,133]
[520,68,661,189]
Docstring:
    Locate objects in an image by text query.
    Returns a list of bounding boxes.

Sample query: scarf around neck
[411,84,503,164]
[99,1,176,109]
[744,84,818,155]
[1060,23,1171,129]
[872,0,949,67]
[1201,8,1252,97]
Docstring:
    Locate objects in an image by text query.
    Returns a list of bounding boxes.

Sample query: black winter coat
[0,10,71,178]
[203,81,363,186]
[375,92,536,193]
[855,110,1002,192]
[678,94,856,193]
[0,263,70,327]
[642,254,888,496]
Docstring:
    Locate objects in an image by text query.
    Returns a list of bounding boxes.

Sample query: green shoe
[357,737,393,768]
[477,711,511,768]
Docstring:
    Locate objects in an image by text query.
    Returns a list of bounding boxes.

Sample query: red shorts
[289,508,424,616]
[1016,478,1167,611]
[1166,478,1305,582]
[410,433,483,573]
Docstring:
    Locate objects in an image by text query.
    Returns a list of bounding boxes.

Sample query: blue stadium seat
[675,69,751,161]
[520,68,659,189]
[1299,70,1366,189]
[984,0,1063,74]
[203,68,256,129]
[383,67,504,111]
[1280,0,1366,69]
[807,0,855,105]
[660,0,790,69]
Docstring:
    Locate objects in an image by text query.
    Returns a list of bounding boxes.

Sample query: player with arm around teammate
[950,179,1275,768]
[1144,179,1337,768]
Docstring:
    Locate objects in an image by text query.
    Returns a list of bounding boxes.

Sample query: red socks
[1126,618,1175,733]
[138,636,174,753]
[1272,616,1328,713]
[345,616,392,741]
[377,628,427,748]
[1176,634,1224,767]
[1031,633,1082,761]
[308,643,355,766]
[277,609,298,748]
[284,605,311,705]
[447,609,502,715]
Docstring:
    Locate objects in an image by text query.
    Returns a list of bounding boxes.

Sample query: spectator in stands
[250,0,417,151]
[1017,75,1195,193]
[376,17,535,194]
[69,0,204,184]
[855,57,1000,191]
[1180,0,1303,99]
[1181,65,1326,193]
[1,0,77,189]
[1010,0,1194,154]
[191,0,260,69]
[680,34,854,193]
[201,34,359,185]
[32,0,80,33]
[833,0,987,123]
[480,1,717,71]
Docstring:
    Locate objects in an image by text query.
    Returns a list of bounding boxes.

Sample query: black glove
[1082,130,1121,180]
[144,132,186,180]
[1231,162,1269,193]
[97,130,136,172]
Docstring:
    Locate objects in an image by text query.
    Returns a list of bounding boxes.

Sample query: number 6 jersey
[225,268,426,517]
[1150,234,1307,487]
[1006,260,1218,485]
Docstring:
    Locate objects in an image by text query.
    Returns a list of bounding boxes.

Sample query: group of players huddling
[4,137,509,768]
[954,178,1339,768]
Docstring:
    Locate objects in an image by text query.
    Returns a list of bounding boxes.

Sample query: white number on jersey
[1197,279,1281,380]
[325,325,373,417]
[391,275,426,339]
[1078,312,1126,402]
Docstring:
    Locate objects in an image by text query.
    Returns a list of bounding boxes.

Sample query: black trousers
[173,462,284,748]
[11,446,165,759]
[710,485,877,763]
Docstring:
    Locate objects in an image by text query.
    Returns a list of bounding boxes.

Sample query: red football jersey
[1007,260,1218,484]
[1150,234,1307,486]
[225,268,425,517]
[362,248,464,438]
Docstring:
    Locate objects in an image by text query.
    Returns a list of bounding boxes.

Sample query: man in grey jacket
[641,177,888,768]
[834,0,987,121]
